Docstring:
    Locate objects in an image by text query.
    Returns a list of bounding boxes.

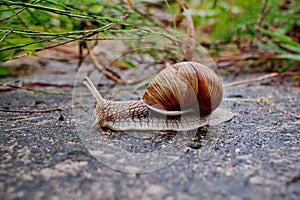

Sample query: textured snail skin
[93,100,234,131]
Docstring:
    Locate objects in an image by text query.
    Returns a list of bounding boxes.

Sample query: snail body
[83,62,234,131]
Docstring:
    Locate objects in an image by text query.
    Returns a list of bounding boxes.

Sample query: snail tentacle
[83,76,105,107]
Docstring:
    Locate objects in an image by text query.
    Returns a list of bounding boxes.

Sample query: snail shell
[142,62,223,116]
[83,61,234,131]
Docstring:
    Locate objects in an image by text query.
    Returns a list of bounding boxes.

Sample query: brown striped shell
[141,62,223,116]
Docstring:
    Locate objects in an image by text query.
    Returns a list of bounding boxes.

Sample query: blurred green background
[0,0,299,75]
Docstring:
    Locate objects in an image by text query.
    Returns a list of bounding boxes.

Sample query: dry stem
[224,71,300,88]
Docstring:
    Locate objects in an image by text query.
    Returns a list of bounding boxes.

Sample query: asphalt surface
[0,59,299,200]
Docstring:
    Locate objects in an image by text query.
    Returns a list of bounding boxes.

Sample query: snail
[83,61,234,131]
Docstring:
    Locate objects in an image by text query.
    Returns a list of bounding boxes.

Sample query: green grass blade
[258,27,300,47]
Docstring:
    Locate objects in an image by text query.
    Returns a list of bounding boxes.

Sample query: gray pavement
[0,61,299,199]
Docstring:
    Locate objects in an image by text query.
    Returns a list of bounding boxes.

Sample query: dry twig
[0,82,74,95]
[0,107,71,113]
[182,6,195,61]
[85,41,122,82]
[257,0,269,27]
[177,1,195,61]
[213,52,277,63]
[224,71,300,88]
[86,40,160,85]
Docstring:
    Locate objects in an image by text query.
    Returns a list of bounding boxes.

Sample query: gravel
[0,67,299,199]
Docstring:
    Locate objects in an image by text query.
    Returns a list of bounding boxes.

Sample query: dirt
[0,57,299,200]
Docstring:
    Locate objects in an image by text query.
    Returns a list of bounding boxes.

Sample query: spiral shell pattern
[142,62,223,116]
